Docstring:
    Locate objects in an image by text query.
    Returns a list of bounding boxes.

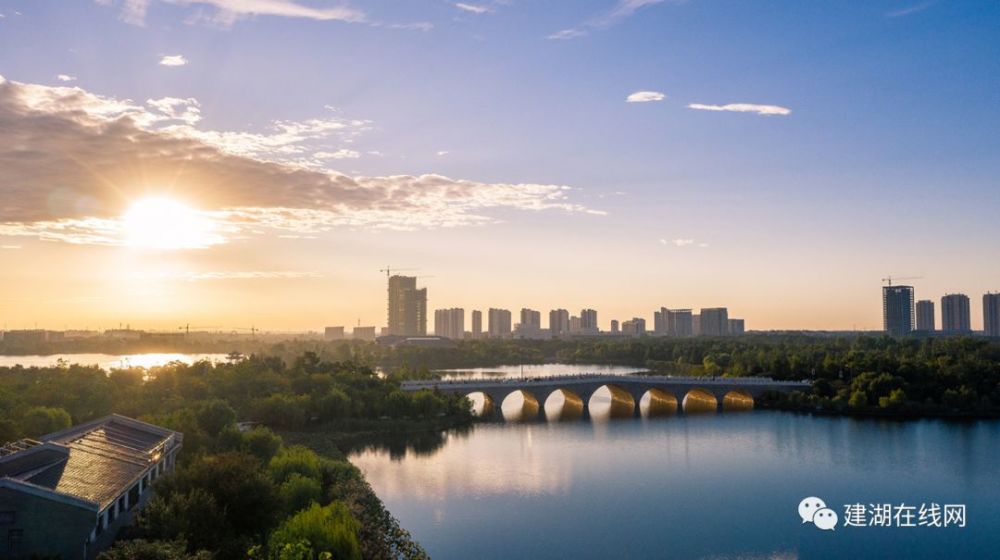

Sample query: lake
[350,412,1000,559]
[0,353,230,369]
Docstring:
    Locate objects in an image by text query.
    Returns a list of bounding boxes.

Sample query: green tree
[269,446,322,484]
[243,427,283,463]
[197,400,237,437]
[269,503,361,560]
[98,539,212,560]
[21,406,72,437]
[280,473,323,515]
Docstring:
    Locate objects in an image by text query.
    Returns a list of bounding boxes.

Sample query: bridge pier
[581,401,590,421]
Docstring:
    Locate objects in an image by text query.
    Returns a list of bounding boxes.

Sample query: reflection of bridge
[402,375,811,421]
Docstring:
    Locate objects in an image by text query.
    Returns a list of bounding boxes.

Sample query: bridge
[402,374,811,421]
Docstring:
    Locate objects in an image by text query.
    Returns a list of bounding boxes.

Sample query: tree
[244,427,283,463]
[269,446,322,484]
[197,400,237,437]
[280,474,323,515]
[269,503,361,560]
[98,539,212,560]
[21,406,72,437]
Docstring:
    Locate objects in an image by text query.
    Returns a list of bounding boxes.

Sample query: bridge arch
[542,388,586,421]
[640,388,679,417]
[464,391,495,418]
[588,384,636,420]
[722,390,754,411]
[499,389,542,422]
[682,388,718,414]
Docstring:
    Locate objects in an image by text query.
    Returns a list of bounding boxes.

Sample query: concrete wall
[0,487,96,560]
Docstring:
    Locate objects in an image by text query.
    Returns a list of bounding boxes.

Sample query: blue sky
[0,0,998,330]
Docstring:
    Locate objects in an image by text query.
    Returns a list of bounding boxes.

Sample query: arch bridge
[401,374,810,421]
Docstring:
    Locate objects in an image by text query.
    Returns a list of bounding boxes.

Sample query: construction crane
[379,266,419,281]
[882,275,923,286]
[231,326,259,339]
[178,324,221,335]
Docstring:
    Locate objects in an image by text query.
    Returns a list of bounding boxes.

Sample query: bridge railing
[401,374,811,390]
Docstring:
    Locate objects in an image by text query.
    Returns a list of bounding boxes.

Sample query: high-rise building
[324,326,345,340]
[610,320,620,334]
[883,285,914,336]
[549,309,570,337]
[580,309,598,335]
[692,314,700,336]
[699,308,729,336]
[434,308,465,339]
[488,308,512,338]
[622,317,646,336]
[665,309,693,337]
[941,293,971,333]
[984,293,1000,338]
[520,308,541,331]
[728,319,745,335]
[352,326,377,341]
[653,310,664,334]
[471,310,483,338]
[387,275,427,336]
[916,300,936,332]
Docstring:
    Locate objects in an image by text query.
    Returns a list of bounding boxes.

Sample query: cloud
[159,54,188,66]
[548,29,587,40]
[626,90,665,103]
[886,1,935,17]
[97,0,365,26]
[454,3,491,14]
[384,21,433,31]
[549,0,680,40]
[56,74,77,82]
[436,150,450,156]
[314,149,360,160]
[687,103,791,116]
[660,238,706,248]
[1,245,21,250]
[0,75,601,246]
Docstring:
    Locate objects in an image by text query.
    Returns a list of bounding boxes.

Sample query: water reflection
[350,413,1000,560]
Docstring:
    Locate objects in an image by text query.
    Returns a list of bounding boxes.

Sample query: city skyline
[1,1,999,331]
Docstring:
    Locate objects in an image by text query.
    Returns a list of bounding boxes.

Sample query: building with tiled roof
[0,414,182,559]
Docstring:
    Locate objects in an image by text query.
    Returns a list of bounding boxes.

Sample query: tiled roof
[0,415,181,510]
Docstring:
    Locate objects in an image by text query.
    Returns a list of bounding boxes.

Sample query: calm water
[0,353,229,369]
[350,412,1000,559]
[438,363,647,380]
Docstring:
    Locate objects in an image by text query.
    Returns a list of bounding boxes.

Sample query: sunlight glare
[121,197,220,250]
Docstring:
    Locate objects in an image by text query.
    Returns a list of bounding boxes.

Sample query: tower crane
[882,276,923,286]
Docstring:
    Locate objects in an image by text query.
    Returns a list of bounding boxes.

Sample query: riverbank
[756,399,1000,420]
[277,415,472,457]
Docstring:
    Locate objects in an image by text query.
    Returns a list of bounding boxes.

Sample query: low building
[0,415,182,559]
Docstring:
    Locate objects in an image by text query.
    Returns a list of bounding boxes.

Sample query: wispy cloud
[660,238,708,248]
[436,150,450,156]
[549,0,681,40]
[56,74,77,82]
[687,103,791,116]
[314,149,361,160]
[454,3,491,15]
[0,75,602,246]
[626,90,665,103]
[886,1,935,18]
[1,245,21,250]
[159,54,188,66]
[97,0,366,26]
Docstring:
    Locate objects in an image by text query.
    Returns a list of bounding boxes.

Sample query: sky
[0,0,998,332]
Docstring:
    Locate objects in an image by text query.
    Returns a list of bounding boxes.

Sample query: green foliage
[244,427,284,463]
[97,539,212,560]
[21,406,72,437]
[268,503,361,560]
[269,446,322,484]
[280,474,323,515]
[197,399,237,436]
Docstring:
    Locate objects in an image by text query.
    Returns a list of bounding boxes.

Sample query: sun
[121,197,220,250]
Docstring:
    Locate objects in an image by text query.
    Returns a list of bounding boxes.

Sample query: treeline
[0,353,471,559]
